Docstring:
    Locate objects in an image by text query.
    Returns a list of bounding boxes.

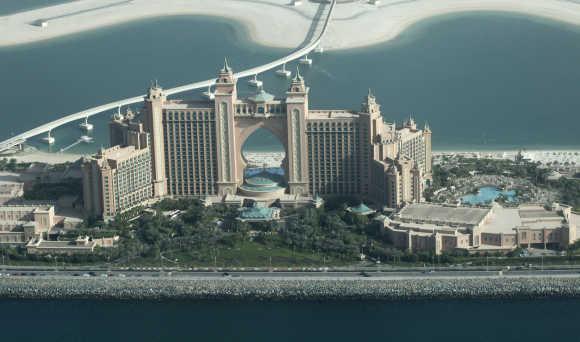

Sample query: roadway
[2,265,580,280]
[0,0,336,153]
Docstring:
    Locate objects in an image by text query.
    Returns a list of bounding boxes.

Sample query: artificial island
[0,0,580,303]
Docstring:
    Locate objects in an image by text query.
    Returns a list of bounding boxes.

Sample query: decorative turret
[404,115,417,130]
[288,66,306,94]
[285,66,309,196]
[216,57,235,85]
[424,121,431,133]
[215,58,237,99]
[362,88,381,116]
[147,80,164,101]
[214,58,239,196]
[222,57,231,73]
[143,79,167,198]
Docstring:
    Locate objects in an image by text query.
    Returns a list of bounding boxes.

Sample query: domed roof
[239,171,285,193]
[248,89,275,103]
[245,175,277,187]
[347,203,375,215]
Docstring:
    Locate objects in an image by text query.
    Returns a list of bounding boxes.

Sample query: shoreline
[1,148,578,165]
[2,275,580,301]
[1,0,580,51]
[432,148,580,153]
[0,148,85,164]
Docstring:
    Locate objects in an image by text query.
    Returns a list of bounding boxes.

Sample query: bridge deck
[0,0,336,153]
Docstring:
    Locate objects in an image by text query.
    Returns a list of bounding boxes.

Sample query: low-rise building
[0,181,24,204]
[0,204,57,245]
[26,236,119,255]
[475,204,572,251]
[381,203,488,255]
[379,202,578,255]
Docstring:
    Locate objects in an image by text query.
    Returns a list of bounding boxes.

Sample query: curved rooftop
[347,203,374,215]
[238,171,286,198]
[247,89,275,103]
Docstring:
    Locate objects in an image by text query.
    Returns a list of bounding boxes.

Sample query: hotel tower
[83,61,432,218]
[142,62,431,205]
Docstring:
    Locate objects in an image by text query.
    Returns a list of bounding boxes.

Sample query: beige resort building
[379,202,579,255]
[82,116,152,219]
[145,63,431,204]
[82,62,433,218]
[0,204,57,245]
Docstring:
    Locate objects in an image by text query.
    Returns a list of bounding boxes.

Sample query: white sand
[433,149,580,165]
[2,150,84,164]
[1,0,580,50]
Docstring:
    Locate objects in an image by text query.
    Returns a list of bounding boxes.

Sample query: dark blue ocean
[0,298,576,341]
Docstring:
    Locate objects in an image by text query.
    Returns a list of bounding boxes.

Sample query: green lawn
[158,241,345,268]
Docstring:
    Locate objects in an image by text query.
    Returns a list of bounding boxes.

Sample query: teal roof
[248,89,275,103]
[348,203,374,215]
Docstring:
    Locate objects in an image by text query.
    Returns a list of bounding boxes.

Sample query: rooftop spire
[362,87,380,114]
[293,65,302,81]
[222,57,231,72]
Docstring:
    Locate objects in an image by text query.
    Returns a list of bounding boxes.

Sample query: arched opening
[239,128,287,198]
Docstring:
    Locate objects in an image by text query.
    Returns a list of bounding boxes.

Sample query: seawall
[2,276,580,301]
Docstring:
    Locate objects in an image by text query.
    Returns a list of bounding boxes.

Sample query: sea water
[0,298,577,341]
[1,13,580,153]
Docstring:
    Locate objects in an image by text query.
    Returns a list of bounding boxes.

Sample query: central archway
[235,117,289,197]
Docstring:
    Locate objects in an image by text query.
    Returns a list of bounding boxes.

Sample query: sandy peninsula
[1,0,580,51]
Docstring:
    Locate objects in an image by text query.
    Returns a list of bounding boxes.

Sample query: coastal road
[2,268,580,280]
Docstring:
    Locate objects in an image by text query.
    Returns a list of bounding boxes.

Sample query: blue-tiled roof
[348,203,374,215]
[239,171,285,193]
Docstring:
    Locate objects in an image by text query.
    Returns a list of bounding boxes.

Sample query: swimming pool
[461,186,517,205]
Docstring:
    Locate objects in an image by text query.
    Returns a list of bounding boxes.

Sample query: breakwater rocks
[1,276,580,301]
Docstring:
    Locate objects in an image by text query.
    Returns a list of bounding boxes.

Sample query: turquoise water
[462,186,517,205]
[0,16,288,153]
[245,167,285,177]
[244,128,285,152]
[0,299,577,341]
[0,0,72,16]
[2,13,580,153]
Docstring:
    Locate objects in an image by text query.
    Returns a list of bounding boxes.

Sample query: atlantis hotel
[83,62,433,218]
